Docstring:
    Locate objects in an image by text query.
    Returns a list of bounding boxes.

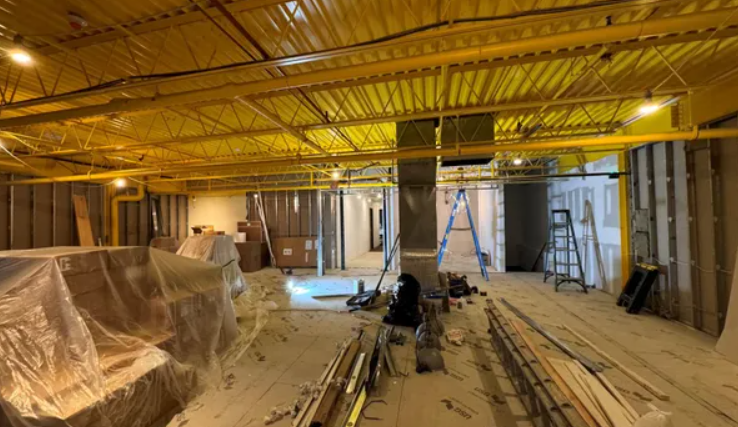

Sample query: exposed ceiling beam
[2,8,736,129]
[5,0,690,114]
[235,97,327,154]
[5,127,738,185]
[13,89,688,159]
[30,0,292,56]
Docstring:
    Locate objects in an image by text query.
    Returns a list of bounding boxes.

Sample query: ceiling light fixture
[10,35,32,65]
[639,91,660,115]
[331,171,341,180]
[114,178,127,188]
[513,158,523,166]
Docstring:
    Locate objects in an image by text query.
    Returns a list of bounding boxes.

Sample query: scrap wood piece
[310,340,361,427]
[510,319,599,427]
[500,298,602,373]
[570,360,633,427]
[549,357,611,427]
[562,324,670,402]
[595,372,639,423]
[294,342,349,427]
[72,194,95,246]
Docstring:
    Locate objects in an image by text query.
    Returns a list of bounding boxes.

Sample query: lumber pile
[498,298,670,427]
[265,326,402,427]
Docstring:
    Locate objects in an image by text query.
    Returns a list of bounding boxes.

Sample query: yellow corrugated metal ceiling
[0,0,737,191]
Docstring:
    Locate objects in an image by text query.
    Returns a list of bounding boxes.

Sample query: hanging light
[9,35,32,65]
[513,158,523,166]
[331,170,341,180]
[639,91,660,115]
[114,178,127,188]
[253,193,259,199]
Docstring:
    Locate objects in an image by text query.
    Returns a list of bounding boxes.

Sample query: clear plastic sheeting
[0,246,238,427]
[177,236,247,298]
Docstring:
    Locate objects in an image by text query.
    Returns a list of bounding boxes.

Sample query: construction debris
[446,329,465,346]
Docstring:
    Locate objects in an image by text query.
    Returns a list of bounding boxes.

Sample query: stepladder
[543,209,587,292]
[437,189,489,281]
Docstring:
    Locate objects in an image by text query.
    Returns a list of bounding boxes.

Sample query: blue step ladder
[437,189,489,281]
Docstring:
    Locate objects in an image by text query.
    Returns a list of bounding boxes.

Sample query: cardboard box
[237,221,264,242]
[273,237,318,267]
[235,242,266,272]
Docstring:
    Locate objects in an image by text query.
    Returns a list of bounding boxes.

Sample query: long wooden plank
[595,372,639,423]
[562,324,670,401]
[72,194,95,246]
[565,361,612,427]
[510,320,599,427]
[571,361,632,427]
[549,357,611,427]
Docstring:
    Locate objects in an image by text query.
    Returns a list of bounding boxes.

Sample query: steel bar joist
[1,8,737,129]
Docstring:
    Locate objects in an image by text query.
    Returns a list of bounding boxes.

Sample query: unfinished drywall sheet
[494,185,506,272]
[477,188,496,268]
[337,194,372,264]
[549,155,622,293]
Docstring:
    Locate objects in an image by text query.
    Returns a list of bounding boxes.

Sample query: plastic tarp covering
[177,236,247,298]
[0,246,238,427]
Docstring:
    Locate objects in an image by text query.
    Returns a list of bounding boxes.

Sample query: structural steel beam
[32,0,292,56]
[2,8,736,129]
[7,0,693,114]
[235,97,326,153]
[4,128,738,185]
[13,89,687,159]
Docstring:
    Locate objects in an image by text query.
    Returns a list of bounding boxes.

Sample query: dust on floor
[168,267,738,427]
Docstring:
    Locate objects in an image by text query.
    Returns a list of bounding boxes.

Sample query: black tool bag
[383,273,422,328]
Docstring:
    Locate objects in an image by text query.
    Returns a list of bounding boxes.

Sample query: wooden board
[563,324,669,401]
[510,320,599,427]
[595,372,639,422]
[570,361,632,427]
[72,195,95,247]
[548,357,610,427]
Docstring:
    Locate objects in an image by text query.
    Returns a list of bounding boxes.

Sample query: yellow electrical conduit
[111,184,145,246]
[3,128,737,186]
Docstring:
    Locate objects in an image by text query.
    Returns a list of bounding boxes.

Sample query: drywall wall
[477,187,498,270]
[188,195,247,236]
[337,194,376,266]
[505,184,548,271]
[549,155,622,293]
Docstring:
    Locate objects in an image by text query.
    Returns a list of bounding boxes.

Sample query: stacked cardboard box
[273,236,318,267]
[237,221,264,242]
[234,241,269,272]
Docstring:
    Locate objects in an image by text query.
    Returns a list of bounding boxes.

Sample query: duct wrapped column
[397,120,438,291]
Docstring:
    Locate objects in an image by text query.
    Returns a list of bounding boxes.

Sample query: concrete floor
[167,266,738,427]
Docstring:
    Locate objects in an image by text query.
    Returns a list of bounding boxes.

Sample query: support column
[619,151,632,289]
[317,189,324,277]
[397,120,438,290]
